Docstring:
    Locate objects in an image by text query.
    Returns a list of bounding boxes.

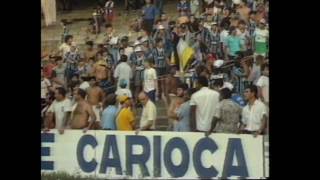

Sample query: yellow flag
[177,39,195,70]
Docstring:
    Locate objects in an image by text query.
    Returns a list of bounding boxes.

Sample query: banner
[41,130,266,179]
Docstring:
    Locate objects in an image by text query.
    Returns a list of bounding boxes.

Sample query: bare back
[166,75,179,95]
[87,86,104,105]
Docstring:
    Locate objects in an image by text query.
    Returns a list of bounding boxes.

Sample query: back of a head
[86,41,94,47]
[77,88,87,99]
[120,54,128,62]
[220,88,232,100]
[178,83,189,91]
[104,93,117,107]
[197,76,209,87]
[56,87,67,97]
[105,23,113,29]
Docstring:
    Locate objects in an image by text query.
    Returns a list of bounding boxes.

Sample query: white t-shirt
[254,28,269,43]
[143,68,157,92]
[256,75,269,103]
[114,62,133,90]
[190,87,220,131]
[47,98,72,129]
[59,43,71,57]
[124,47,134,61]
[140,100,157,130]
[41,78,51,99]
[241,99,267,131]
[79,81,90,91]
[220,30,229,45]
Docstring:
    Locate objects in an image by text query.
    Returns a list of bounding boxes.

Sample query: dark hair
[105,23,113,29]
[120,54,128,62]
[104,94,117,107]
[249,11,257,15]
[169,21,176,26]
[55,56,63,61]
[155,37,163,44]
[238,20,246,26]
[56,87,67,97]
[64,35,73,43]
[86,41,94,46]
[197,76,209,87]
[245,85,258,98]
[229,26,236,34]
[89,76,96,81]
[97,44,104,48]
[220,88,232,99]
[187,88,197,97]
[178,83,189,91]
[213,79,224,88]
[77,88,87,99]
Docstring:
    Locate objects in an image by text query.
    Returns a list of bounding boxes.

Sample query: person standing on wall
[143,59,158,103]
[190,76,220,132]
[69,88,96,132]
[240,85,267,137]
[44,87,72,134]
[136,92,157,134]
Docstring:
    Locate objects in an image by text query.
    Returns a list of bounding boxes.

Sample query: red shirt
[43,63,56,78]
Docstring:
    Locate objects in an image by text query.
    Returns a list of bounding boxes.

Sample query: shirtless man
[70,88,96,132]
[164,66,180,105]
[167,83,188,131]
[84,41,97,63]
[87,77,105,129]
[93,60,109,82]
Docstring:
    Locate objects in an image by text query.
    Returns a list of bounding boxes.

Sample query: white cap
[109,37,119,45]
[211,74,224,80]
[214,59,224,68]
[141,36,148,43]
[133,40,141,46]
[233,0,241,5]
[134,46,143,52]
[157,24,165,30]
[221,82,234,90]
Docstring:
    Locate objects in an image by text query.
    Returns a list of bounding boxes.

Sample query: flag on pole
[177,38,195,70]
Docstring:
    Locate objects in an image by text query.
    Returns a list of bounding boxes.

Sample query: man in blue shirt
[101,94,118,130]
[142,0,157,34]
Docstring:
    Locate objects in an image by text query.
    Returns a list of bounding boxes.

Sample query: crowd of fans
[41,0,269,136]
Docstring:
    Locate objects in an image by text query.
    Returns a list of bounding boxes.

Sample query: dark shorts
[156,67,167,77]
[134,70,144,86]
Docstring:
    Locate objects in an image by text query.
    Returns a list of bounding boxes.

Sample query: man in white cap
[253,18,268,57]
